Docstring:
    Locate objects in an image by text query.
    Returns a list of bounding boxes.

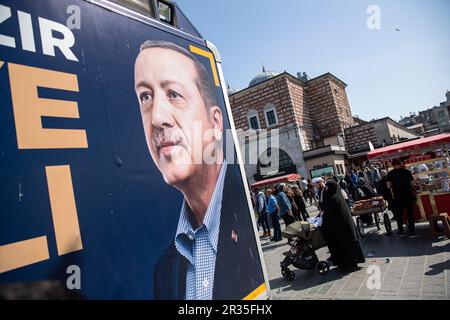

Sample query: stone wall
[344,123,378,154]
[306,74,354,138]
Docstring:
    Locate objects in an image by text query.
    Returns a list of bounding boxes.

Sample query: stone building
[344,117,417,155]
[399,90,450,137]
[228,69,355,184]
[344,117,417,168]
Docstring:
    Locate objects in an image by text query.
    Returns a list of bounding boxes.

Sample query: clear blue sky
[176,0,450,121]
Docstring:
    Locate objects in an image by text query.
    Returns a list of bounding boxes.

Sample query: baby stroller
[280,221,331,281]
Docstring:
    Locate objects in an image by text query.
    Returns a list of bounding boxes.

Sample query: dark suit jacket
[153,165,265,300]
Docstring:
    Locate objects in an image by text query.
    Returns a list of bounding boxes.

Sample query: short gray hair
[139,40,217,110]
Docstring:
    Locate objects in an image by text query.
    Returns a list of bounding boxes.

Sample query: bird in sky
[395,28,401,32]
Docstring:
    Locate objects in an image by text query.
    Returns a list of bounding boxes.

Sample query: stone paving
[260,205,450,300]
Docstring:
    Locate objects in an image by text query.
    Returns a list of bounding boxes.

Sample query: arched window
[247,109,260,130]
[254,148,297,181]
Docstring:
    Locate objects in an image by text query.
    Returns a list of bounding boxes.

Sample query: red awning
[250,173,301,189]
[367,133,450,160]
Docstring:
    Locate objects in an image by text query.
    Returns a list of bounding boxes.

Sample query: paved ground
[260,205,450,300]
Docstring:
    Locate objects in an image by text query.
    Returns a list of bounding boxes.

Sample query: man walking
[266,189,281,242]
[370,164,382,193]
[256,189,271,238]
[387,159,417,237]
[300,177,309,203]
[312,177,326,212]
[351,170,359,190]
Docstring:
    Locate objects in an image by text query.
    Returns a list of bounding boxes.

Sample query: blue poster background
[0,0,263,299]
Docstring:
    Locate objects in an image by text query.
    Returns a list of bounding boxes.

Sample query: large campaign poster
[0,0,267,299]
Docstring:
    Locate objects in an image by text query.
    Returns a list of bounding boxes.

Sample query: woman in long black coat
[321,180,366,271]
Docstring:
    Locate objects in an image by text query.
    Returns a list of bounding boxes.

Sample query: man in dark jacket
[256,189,270,238]
[378,169,395,220]
[387,159,417,236]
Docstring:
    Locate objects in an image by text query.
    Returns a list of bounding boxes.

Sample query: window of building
[247,109,260,130]
[313,139,325,149]
[249,116,259,130]
[260,148,295,172]
[438,110,445,118]
[266,110,277,126]
[337,135,345,148]
[263,104,279,127]
[336,164,344,175]
[255,148,297,180]
[279,149,293,168]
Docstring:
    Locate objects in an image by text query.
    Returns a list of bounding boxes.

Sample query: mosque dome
[226,83,238,96]
[249,66,280,87]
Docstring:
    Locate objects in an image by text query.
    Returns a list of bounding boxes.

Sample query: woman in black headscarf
[321,180,365,271]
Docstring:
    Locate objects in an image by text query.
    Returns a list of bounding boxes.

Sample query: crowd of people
[252,182,313,243]
[250,158,418,272]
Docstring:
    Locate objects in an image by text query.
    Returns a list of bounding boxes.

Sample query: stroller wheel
[281,267,296,282]
[317,261,330,276]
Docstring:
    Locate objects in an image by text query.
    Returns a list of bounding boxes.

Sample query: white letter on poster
[39,16,79,62]
[0,5,16,48]
[18,11,36,52]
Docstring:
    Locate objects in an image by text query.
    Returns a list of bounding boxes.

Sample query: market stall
[352,196,392,237]
[368,133,450,222]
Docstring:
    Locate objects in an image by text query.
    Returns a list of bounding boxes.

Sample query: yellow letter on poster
[8,63,87,149]
[46,165,83,255]
[0,236,50,274]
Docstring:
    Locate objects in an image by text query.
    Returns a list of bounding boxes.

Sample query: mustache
[152,128,184,151]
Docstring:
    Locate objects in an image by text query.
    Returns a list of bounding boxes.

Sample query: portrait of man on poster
[134,40,264,300]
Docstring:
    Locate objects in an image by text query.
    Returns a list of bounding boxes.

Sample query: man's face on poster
[134,47,222,186]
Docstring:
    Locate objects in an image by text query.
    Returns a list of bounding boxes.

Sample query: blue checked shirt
[174,161,227,300]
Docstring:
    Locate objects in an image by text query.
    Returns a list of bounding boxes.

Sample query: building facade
[433,105,450,134]
[344,117,417,155]
[228,70,355,184]
[399,90,450,137]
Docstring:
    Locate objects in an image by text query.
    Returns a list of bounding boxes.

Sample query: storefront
[303,145,347,179]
